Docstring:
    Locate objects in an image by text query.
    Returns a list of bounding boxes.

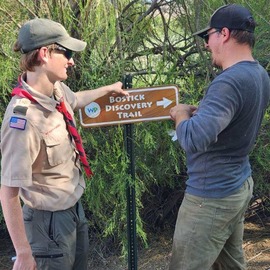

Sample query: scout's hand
[108,82,129,97]
[13,253,37,270]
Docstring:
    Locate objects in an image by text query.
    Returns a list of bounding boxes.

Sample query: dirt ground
[86,217,270,270]
[0,216,269,270]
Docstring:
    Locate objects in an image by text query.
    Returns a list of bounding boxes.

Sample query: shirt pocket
[43,135,74,167]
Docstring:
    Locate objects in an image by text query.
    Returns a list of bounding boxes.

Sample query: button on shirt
[0,76,85,211]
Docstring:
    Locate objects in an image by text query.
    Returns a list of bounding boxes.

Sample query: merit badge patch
[9,116,27,130]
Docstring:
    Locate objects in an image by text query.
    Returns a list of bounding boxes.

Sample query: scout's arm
[0,185,37,270]
[75,81,129,109]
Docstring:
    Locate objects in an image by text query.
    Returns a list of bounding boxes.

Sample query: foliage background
[0,0,270,259]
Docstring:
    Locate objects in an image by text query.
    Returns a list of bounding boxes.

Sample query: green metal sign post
[123,74,138,270]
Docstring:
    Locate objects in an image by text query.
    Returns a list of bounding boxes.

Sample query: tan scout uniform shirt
[0,75,85,211]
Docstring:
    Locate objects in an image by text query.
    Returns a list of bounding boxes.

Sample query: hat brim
[192,26,211,38]
[57,37,87,52]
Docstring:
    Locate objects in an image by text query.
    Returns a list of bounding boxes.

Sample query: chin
[212,59,220,68]
[59,75,68,81]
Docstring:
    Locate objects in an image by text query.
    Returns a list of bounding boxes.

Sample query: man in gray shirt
[169,4,270,270]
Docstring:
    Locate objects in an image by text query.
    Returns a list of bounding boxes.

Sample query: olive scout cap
[18,18,86,53]
[193,4,256,38]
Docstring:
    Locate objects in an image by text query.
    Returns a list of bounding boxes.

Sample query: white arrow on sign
[156,97,173,108]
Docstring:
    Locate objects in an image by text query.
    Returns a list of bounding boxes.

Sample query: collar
[12,74,59,112]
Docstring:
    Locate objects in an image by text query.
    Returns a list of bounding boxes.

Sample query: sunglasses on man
[203,29,221,43]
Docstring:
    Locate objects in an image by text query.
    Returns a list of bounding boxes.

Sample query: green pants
[169,176,253,270]
[23,200,89,270]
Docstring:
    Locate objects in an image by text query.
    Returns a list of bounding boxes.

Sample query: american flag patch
[9,117,27,130]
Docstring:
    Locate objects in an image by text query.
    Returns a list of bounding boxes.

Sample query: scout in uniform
[0,18,128,270]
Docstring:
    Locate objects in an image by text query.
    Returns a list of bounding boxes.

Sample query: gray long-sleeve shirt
[177,61,270,198]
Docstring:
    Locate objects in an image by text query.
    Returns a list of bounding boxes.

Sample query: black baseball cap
[193,4,256,38]
[18,18,86,53]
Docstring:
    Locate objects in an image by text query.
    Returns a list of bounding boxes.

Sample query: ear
[220,28,230,42]
[37,47,50,63]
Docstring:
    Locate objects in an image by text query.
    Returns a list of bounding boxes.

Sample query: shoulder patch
[13,98,31,116]
[9,116,27,130]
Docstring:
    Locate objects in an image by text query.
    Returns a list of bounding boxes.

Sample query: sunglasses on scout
[53,45,73,60]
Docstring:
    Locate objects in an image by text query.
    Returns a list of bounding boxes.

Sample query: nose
[68,58,75,66]
[204,43,211,51]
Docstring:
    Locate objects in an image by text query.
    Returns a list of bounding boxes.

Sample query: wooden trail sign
[79,85,179,127]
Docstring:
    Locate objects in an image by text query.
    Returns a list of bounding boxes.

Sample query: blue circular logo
[85,102,101,118]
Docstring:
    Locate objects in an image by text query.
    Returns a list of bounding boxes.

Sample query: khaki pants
[23,200,89,270]
[169,176,253,270]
